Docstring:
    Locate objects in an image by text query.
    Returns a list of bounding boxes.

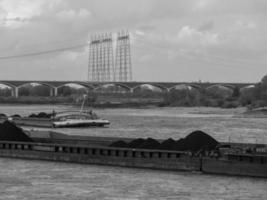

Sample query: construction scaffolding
[88,31,132,82]
[88,33,114,82]
[115,31,132,82]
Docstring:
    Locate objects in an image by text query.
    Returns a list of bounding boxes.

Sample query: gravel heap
[110,130,219,152]
[0,120,33,142]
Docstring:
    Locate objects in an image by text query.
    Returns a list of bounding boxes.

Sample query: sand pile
[110,130,219,152]
[0,120,33,142]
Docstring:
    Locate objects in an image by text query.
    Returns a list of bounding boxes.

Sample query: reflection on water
[0,158,266,200]
[0,105,267,199]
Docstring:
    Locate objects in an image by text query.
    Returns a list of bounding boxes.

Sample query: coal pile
[0,120,33,142]
[0,113,6,118]
[159,138,176,150]
[109,140,128,148]
[10,114,21,118]
[181,130,219,151]
[138,138,160,149]
[127,138,146,148]
[28,113,37,118]
[110,138,160,150]
[110,130,219,152]
[174,138,187,151]
[28,112,51,118]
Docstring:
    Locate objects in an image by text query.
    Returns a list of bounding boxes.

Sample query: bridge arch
[0,82,17,97]
[56,83,94,96]
[56,82,95,90]
[17,82,55,97]
[94,83,132,93]
[132,83,168,93]
[206,84,234,97]
[0,82,16,89]
[168,84,200,92]
[17,82,55,89]
[240,85,255,96]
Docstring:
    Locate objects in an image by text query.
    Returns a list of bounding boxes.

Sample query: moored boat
[52,111,110,128]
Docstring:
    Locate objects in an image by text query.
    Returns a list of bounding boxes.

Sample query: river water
[0,105,266,199]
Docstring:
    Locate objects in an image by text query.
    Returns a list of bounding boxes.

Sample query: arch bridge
[0,80,254,98]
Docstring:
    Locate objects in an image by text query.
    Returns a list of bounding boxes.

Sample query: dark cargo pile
[28,112,52,118]
[0,120,33,142]
[0,113,7,118]
[109,130,219,152]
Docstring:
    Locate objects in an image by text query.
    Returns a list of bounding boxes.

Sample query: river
[0,105,266,199]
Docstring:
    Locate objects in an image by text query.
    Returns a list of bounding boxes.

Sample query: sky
[0,0,266,83]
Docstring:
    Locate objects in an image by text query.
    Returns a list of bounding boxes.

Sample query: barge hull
[202,158,267,178]
[0,141,266,178]
[0,142,200,172]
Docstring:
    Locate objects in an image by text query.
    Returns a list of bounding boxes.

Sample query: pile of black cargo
[0,120,33,142]
[0,112,52,119]
[110,130,219,152]
[28,112,52,118]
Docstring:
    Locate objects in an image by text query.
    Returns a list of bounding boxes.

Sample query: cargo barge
[0,120,266,178]
[0,140,266,178]
[0,110,110,128]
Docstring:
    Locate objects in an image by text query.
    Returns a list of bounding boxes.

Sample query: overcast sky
[0,0,266,83]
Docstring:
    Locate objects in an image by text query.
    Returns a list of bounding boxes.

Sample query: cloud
[0,0,267,82]
[0,0,62,28]
[198,21,214,31]
[57,8,91,20]
[177,25,219,46]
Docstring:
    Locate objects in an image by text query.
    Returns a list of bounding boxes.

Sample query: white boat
[52,111,110,128]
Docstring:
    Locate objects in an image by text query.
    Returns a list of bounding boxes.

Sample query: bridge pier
[49,88,54,97]
[11,87,19,98]
[54,87,58,97]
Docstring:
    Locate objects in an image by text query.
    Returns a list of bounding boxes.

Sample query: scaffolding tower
[88,33,114,82]
[115,30,132,82]
[88,31,132,82]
